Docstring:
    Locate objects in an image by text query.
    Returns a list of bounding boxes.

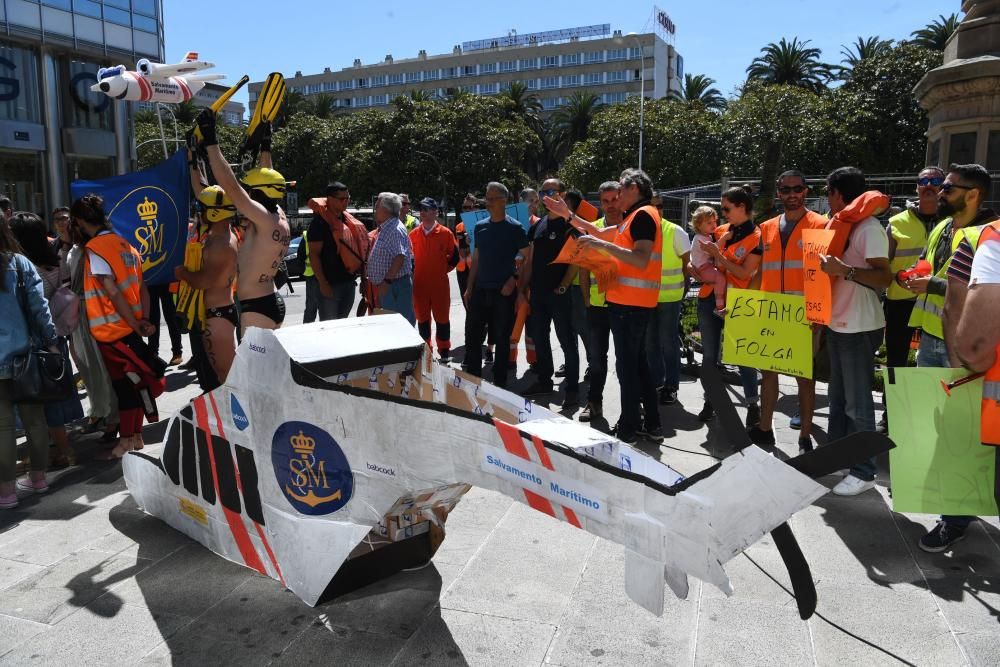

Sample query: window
[500,60,516,73]
[357,78,368,88]
[0,43,42,123]
[424,69,439,80]
[388,73,404,86]
[103,0,130,8]
[322,81,335,92]
[540,76,558,90]
[338,80,354,91]
[519,58,538,70]
[480,62,496,74]
[634,69,641,81]
[604,92,626,104]
[562,53,579,66]
[133,14,158,32]
[42,0,72,10]
[526,79,538,90]
[562,74,579,87]
[307,83,321,94]
[372,94,388,106]
[988,132,1000,171]
[541,97,560,110]
[583,72,602,86]
[462,65,476,76]
[542,55,558,68]
[607,70,626,83]
[676,54,684,79]
[480,82,498,95]
[73,0,102,18]
[103,6,131,25]
[339,98,352,107]
[607,48,627,61]
[370,74,387,87]
[949,132,978,165]
[356,96,369,107]
[64,58,114,131]
[461,85,476,94]
[405,72,421,83]
[132,0,158,16]
[441,67,456,79]
[584,50,603,64]
[629,47,642,60]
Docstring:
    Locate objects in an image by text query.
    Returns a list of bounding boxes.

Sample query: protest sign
[551,236,618,294]
[462,202,530,252]
[802,229,835,325]
[886,367,998,516]
[722,289,813,379]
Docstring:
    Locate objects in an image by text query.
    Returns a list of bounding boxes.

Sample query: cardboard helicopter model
[123,314,890,616]
[91,52,225,104]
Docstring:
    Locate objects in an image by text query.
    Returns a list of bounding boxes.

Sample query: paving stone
[0,597,188,666]
[0,502,140,567]
[701,537,799,607]
[918,576,1000,634]
[272,623,406,666]
[391,607,555,667]
[0,549,151,624]
[0,557,45,592]
[441,501,595,623]
[956,630,1000,667]
[433,487,514,566]
[694,597,813,666]
[0,612,49,657]
[85,504,193,561]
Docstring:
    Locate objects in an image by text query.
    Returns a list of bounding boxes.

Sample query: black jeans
[147,283,182,356]
[586,306,611,403]
[530,289,579,392]
[465,288,516,388]
[883,298,916,368]
[609,303,660,435]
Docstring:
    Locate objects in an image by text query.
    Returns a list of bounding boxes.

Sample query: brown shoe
[579,401,602,422]
[169,353,184,366]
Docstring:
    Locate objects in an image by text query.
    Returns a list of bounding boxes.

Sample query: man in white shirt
[819,167,893,496]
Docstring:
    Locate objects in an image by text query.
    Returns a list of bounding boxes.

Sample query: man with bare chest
[175,165,240,382]
[196,110,290,333]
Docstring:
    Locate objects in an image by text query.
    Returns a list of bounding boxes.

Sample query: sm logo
[271,421,353,515]
[106,185,181,283]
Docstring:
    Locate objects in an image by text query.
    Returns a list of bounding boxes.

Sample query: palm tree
[501,81,542,125]
[671,73,726,111]
[275,90,306,127]
[134,109,158,124]
[910,14,960,51]
[171,100,199,124]
[552,91,603,146]
[746,37,835,93]
[408,88,436,102]
[306,93,338,119]
[840,36,893,68]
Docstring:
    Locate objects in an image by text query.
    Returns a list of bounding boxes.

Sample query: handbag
[0,260,76,403]
[49,285,80,337]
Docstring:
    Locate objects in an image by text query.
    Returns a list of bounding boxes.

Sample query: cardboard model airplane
[123,314,890,615]
[91,52,225,103]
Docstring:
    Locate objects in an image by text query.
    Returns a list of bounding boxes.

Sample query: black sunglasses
[540,189,559,197]
[777,185,807,195]
[940,183,973,194]
[918,176,944,187]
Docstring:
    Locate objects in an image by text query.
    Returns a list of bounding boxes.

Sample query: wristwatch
[845,267,856,282]
[556,285,567,295]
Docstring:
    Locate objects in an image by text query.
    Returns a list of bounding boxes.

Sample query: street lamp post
[627,32,645,172]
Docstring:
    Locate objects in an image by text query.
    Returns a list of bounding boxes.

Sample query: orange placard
[552,236,618,294]
[802,229,835,325]
[576,200,599,222]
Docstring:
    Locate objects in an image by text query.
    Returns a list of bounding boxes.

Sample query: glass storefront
[65,156,115,183]
[63,58,115,131]
[0,151,46,214]
[0,42,42,123]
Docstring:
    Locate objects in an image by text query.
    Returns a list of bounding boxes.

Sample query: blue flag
[71,150,190,286]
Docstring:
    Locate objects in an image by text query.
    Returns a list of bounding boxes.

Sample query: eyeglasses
[540,189,559,197]
[777,185,807,195]
[940,183,973,194]
[918,176,944,187]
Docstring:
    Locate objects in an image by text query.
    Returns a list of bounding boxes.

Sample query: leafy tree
[408,89,436,102]
[275,90,306,127]
[910,13,960,51]
[305,93,339,119]
[671,73,726,111]
[171,100,199,124]
[746,37,835,93]
[134,119,242,172]
[552,91,603,148]
[501,81,542,125]
[840,36,893,69]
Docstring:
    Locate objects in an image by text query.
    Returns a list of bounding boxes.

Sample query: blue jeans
[318,279,357,320]
[827,328,883,481]
[697,297,759,403]
[380,274,415,325]
[609,303,660,436]
[587,306,611,403]
[646,300,682,391]
[530,289,579,392]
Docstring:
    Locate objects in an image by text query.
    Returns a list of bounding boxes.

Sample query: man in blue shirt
[463,182,530,389]
[367,192,415,325]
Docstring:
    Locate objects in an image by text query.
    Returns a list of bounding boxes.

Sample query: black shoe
[583,367,591,382]
[698,402,714,422]
[659,387,677,405]
[613,427,638,445]
[561,391,579,409]
[798,436,814,454]
[745,403,761,429]
[579,401,602,422]
[438,349,451,362]
[747,426,776,446]
[483,346,494,364]
[637,424,664,443]
[522,381,554,396]
[919,520,967,553]
[555,364,566,378]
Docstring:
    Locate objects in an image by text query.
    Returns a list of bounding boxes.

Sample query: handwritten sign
[885,367,998,516]
[722,289,813,379]
[802,229,835,325]
[462,203,530,253]
[551,236,618,294]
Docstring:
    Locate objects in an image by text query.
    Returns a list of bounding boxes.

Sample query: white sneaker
[832,475,876,496]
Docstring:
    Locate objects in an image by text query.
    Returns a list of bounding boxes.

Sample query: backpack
[308,198,370,276]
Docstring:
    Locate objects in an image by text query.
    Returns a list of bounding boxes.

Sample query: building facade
[250,25,683,115]
[1,0,163,214]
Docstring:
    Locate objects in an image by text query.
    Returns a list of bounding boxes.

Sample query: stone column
[914,1,1000,170]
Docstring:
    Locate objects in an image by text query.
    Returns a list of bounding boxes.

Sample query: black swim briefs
[239,292,286,325]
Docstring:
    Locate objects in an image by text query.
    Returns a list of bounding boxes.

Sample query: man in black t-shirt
[307,182,358,320]
[522,178,580,407]
[463,182,530,389]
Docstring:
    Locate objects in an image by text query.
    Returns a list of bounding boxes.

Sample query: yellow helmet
[240,167,286,200]
[196,186,236,222]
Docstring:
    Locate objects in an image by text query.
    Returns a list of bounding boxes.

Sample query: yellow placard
[179,497,208,526]
[722,289,813,379]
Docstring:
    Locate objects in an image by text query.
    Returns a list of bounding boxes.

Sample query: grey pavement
[2,274,999,666]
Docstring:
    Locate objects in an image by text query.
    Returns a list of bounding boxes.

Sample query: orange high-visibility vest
[606,204,663,308]
[455,222,468,272]
[83,232,144,343]
[976,220,1000,446]
[759,210,827,296]
[698,222,761,299]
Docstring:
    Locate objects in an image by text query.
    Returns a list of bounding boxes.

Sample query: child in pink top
[690,206,732,315]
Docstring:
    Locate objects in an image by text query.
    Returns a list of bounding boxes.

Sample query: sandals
[95,434,143,461]
[50,451,78,470]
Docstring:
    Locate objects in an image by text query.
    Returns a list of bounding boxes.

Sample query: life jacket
[606,204,663,308]
[83,232,143,343]
[455,222,468,272]
[588,218,609,308]
[759,210,827,296]
[908,219,983,340]
[657,219,685,303]
[887,208,933,301]
[698,222,761,299]
[308,198,370,276]
[976,220,1000,446]
[825,191,890,259]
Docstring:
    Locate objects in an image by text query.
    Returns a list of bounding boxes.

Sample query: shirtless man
[175,152,240,381]
[196,109,290,333]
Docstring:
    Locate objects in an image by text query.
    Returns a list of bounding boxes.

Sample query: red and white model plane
[91,51,225,103]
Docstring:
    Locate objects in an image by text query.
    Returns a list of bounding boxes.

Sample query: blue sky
[164,0,957,108]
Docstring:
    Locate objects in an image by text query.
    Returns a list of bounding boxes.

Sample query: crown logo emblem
[137,197,158,221]
[290,430,316,457]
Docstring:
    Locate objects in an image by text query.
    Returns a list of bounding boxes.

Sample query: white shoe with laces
[832,475,876,496]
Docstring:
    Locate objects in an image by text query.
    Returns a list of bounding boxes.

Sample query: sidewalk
[1,278,998,666]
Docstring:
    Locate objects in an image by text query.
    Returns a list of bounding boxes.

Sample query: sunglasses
[540,189,559,197]
[940,183,973,194]
[918,176,944,187]
[777,185,806,195]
